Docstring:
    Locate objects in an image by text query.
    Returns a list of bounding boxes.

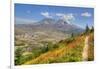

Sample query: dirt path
[82,36,89,61]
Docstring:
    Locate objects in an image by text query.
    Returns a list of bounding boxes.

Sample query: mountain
[56,19,68,25]
[15,18,84,35]
[15,18,84,34]
[33,18,84,34]
[15,18,84,43]
[38,18,56,24]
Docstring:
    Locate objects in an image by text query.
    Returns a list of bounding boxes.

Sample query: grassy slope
[24,36,85,64]
[22,32,94,65]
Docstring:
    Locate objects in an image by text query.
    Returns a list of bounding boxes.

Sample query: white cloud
[56,13,75,24]
[81,12,92,17]
[41,12,52,18]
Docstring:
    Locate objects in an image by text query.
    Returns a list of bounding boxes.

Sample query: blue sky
[15,3,94,28]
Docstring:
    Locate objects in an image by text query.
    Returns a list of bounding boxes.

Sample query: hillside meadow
[15,30,94,65]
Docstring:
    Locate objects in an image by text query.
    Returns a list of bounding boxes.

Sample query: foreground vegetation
[15,26,94,65]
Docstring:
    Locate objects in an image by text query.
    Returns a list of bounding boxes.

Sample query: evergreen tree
[85,25,89,33]
[71,33,74,38]
[91,26,94,32]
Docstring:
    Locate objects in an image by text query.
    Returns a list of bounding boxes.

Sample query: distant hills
[15,18,84,35]
[15,18,84,44]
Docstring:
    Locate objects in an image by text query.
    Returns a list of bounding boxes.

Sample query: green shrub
[15,48,23,65]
